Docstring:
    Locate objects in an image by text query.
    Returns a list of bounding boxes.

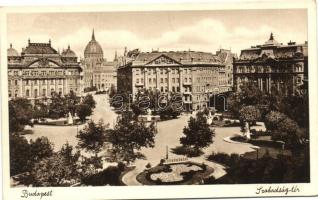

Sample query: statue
[67,112,73,125]
[146,108,152,122]
[243,121,251,140]
[206,111,213,125]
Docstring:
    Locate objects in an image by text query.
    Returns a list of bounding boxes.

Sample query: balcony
[183,82,192,86]
[183,91,192,95]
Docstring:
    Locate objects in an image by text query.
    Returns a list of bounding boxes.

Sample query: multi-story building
[82,30,118,92]
[117,49,234,110]
[7,40,83,101]
[233,33,308,95]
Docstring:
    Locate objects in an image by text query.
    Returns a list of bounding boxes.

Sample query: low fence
[164,157,188,164]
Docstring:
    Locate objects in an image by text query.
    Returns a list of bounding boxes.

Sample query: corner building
[117,49,234,110]
[7,40,83,100]
[233,33,308,95]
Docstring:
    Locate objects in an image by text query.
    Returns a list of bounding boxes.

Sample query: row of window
[236,65,303,73]
[136,68,194,76]
[136,77,193,84]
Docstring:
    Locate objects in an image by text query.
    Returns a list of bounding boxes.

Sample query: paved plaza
[24,94,265,185]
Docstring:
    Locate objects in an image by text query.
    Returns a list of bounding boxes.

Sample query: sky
[7,9,307,61]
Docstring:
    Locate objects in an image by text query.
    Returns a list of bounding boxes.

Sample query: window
[136,79,139,83]
[189,78,192,83]
[177,86,180,92]
[34,89,38,98]
[172,78,175,83]
[42,80,45,84]
[15,90,18,97]
[165,78,168,83]
[26,80,29,85]
[15,80,18,85]
[9,90,12,97]
[160,78,163,83]
[172,86,175,92]
[141,78,144,83]
[26,89,30,97]
[42,89,46,96]
[161,87,164,92]
[149,78,152,84]
[185,78,188,83]
[51,79,54,84]
[160,69,163,75]
[59,79,62,85]
[153,78,156,83]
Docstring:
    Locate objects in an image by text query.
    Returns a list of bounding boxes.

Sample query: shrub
[82,164,125,186]
[146,163,152,169]
[207,152,240,167]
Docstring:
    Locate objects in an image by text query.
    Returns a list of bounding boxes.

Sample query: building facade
[233,33,308,95]
[82,30,118,92]
[117,49,234,110]
[7,40,83,100]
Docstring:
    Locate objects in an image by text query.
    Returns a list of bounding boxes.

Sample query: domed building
[7,44,19,57]
[61,45,78,63]
[7,39,83,100]
[82,29,118,92]
[84,29,103,60]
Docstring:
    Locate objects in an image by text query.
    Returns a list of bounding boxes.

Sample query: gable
[145,55,181,66]
[28,58,61,68]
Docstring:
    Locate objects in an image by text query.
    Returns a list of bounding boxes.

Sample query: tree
[265,111,302,147]
[9,98,34,133]
[29,137,54,163]
[108,111,157,164]
[65,90,80,115]
[76,120,109,170]
[180,111,215,154]
[109,84,117,98]
[76,104,93,122]
[33,101,49,120]
[264,111,288,132]
[228,82,264,118]
[10,135,54,176]
[159,105,181,120]
[30,143,81,187]
[48,92,68,119]
[9,134,32,176]
[82,94,96,109]
[239,105,261,128]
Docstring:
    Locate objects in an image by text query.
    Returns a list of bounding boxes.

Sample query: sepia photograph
[1,1,317,199]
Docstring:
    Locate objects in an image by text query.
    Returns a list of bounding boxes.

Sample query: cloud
[8,18,307,61]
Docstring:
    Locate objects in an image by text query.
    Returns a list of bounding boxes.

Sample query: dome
[7,44,19,57]
[84,29,103,58]
[62,45,77,57]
